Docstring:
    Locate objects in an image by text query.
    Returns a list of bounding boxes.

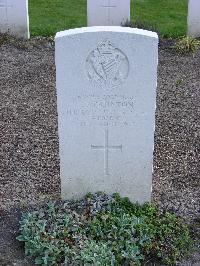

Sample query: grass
[132,0,188,37]
[29,0,87,37]
[29,0,188,37]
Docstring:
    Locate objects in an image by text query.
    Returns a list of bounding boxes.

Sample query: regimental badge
[86,40,129,88]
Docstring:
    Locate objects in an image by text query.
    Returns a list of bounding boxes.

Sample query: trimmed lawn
[132,0,188,37]
[29,0,188,37]
[29,0,87,37]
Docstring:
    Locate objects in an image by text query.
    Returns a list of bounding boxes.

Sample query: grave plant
[17,193,193,265]
[172,36,200,54]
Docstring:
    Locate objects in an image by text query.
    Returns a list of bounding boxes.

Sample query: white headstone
[55,27,158,203]
[188,0,200,37]
[0,0,29,39]
[87,0,130,26]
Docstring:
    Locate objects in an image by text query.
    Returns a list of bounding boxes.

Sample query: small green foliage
[88,212,145,264]
[79,241,115,265]
[110,194,193,264]
[172,36,200,54]
[17,203,83,265]
[17,193,193,265]
[175,78,184,86]
[124,19,157,34]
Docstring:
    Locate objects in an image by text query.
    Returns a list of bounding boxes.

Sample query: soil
[0,35,199,265]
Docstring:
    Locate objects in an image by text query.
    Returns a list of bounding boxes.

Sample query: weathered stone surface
[0,0,29,39]
[55,26,158,203]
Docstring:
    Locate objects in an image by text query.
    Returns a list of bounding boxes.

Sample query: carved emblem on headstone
[86,40,129,87]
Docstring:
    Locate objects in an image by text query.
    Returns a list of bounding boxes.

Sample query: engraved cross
[100,0,117,24]
[91,129,122,175]
[0,0,13,21]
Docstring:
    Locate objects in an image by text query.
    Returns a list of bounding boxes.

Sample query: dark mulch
[0,35,199,265]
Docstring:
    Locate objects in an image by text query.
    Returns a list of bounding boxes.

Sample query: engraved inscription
[65,94,135,127]
[91,129,122,175]
[86,40,129,87]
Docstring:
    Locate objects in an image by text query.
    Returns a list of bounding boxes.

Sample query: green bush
[172,36,200,54]
[17,193,193,265]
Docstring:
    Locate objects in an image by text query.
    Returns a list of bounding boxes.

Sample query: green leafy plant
[88,212,145,265]
[17,193,193,265]
[87,194,193,265]
[172,36,200,54]
[79,241,115,265]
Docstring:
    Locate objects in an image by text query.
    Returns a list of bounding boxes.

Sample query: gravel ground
[0,36,199,265]
[153,42,200,222]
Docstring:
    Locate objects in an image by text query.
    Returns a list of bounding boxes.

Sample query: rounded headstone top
[55,26,158,40]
